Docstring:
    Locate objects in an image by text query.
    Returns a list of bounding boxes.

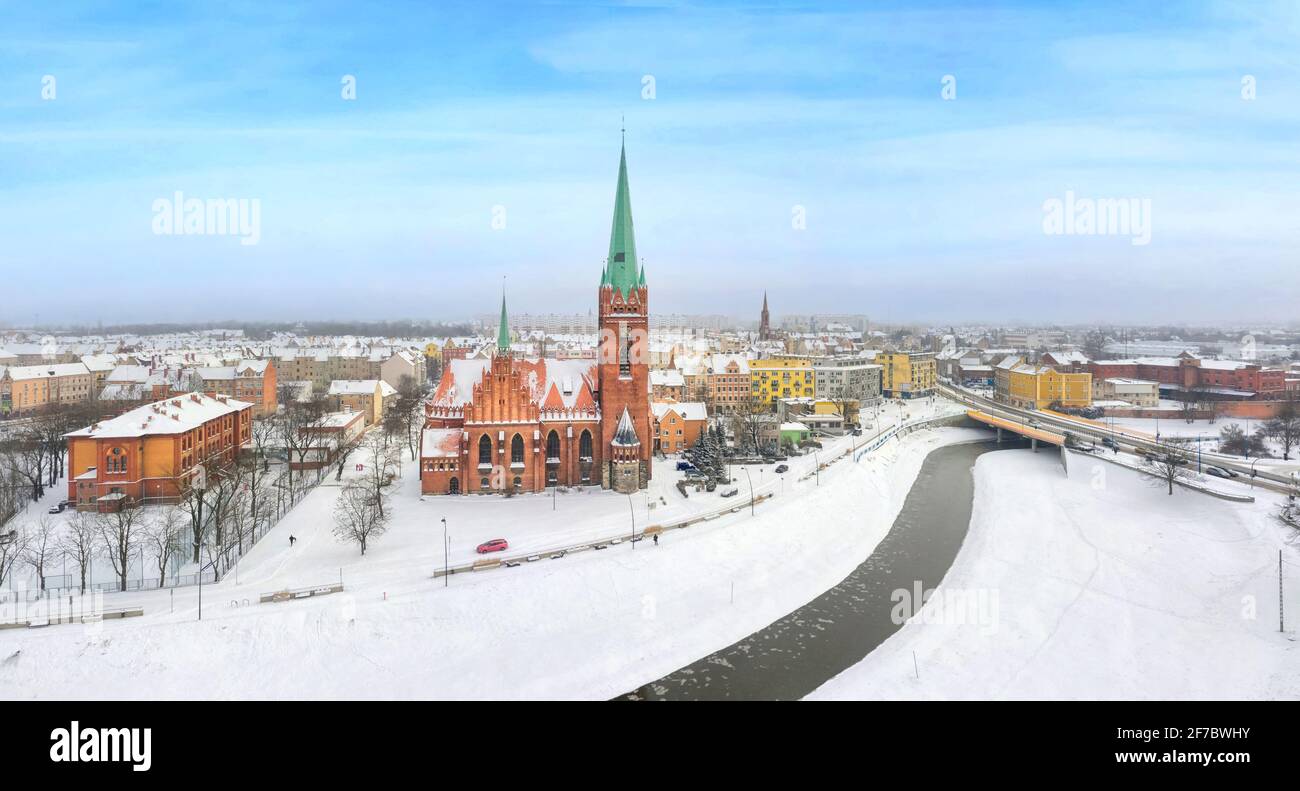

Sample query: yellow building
[880,352,936,399]
[750,357,814,407]
[1,362,94,414]
[1007,364,1092,409]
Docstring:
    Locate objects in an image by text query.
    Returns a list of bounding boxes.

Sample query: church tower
[597,138,651,492]
[759,292,771,340]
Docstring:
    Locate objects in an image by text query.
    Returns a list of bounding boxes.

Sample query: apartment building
[812,355,882,408]
[192,359,278,417]
[879,352,937,399]
[1005,364,1092,410]
[707,354,751,415]
[750,357,815,407]
[327,379,397,425]
[0,362,94,414]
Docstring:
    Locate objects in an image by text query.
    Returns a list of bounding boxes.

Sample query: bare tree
[1262,401,1298,461]
[23,515,58,592]
[59,512,97,593]
[97,500,143,592]
[332,480,389,556]
[141,507,184,588]
[279,395,332,499]
[0,523,28,588]
[1141,440,1193,496]
[385,376,427,461]
[356,431,400,518]
[731,393,775,455]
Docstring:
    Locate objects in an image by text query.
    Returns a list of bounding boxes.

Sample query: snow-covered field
[0,403,976,700]
[810,449,1300,700]
[1103,416,1294,465]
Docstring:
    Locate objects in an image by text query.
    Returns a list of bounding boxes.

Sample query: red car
[476,538,509,554]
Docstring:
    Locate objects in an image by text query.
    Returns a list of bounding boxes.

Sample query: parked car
[676,461,696,472]
[720,488,738,498]
[476,538,509,554]
[1101,437,1119,450]
[47,502,66,514]
[1205,467,1232,480]
[774,464,789,474]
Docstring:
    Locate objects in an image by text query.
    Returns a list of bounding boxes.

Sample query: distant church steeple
[759,292,771,340]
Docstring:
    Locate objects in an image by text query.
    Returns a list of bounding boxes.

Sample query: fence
[2,455,336,603]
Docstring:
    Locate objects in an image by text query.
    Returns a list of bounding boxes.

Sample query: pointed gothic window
[511,434,524,465]
[546,430,561,462]
[478,434,492,466]
[579,430,593,461]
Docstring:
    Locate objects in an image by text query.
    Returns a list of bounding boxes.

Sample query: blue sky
[1,0,1297,327]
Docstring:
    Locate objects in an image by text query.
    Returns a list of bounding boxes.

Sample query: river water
[621,439,1032,700]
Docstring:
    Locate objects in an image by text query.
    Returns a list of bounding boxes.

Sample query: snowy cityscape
[2,0,1299,775]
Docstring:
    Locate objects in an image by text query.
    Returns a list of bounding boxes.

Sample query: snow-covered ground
[1102,416,1295,466]
[0,402,975,699]
[809,449,1300,700]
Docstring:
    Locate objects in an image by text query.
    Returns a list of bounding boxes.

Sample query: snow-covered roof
[431,356,599,414]
[650,369,685,387]
[4,362,90,379]
[328,379,397,397]
[652,401,707,422]
[709,354,750,374]
[65,393,252,439]
[420,428,462,459]
[611,407,641,447]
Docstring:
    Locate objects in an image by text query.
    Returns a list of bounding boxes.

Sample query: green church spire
[604,139,641,297]
[496,289,510,352]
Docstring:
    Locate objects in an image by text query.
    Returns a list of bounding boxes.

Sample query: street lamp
[628,495,636,549]
[441,517,448,587]
[196,541,219,621]
[742,467,754,516]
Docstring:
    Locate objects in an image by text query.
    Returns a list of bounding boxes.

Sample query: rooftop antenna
[621,115,625,145]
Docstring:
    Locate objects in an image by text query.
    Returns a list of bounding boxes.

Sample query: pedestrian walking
[653,533,659,547]
[289,535,297,547]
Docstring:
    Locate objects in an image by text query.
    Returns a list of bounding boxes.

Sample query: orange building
[652,401,707,454]
[65,393,253,509]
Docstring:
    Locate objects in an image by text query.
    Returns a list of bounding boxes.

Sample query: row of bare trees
[0,507,186,594]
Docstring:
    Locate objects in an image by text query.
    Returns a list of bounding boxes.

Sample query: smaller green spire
[496,291,510,352]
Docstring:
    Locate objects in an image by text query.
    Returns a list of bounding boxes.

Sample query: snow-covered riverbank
[810,449,1300,700]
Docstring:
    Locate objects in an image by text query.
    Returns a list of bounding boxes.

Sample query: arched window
[449,477,460,494]
[579,430,593,460]
[106,447,126,474]
[478,434,492,466]
[546,430,561,461]
[511,434,525,465]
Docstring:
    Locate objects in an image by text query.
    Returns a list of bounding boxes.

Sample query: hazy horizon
[3,1,1298,326]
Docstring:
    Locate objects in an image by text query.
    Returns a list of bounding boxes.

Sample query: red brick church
[419,141,652,496]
